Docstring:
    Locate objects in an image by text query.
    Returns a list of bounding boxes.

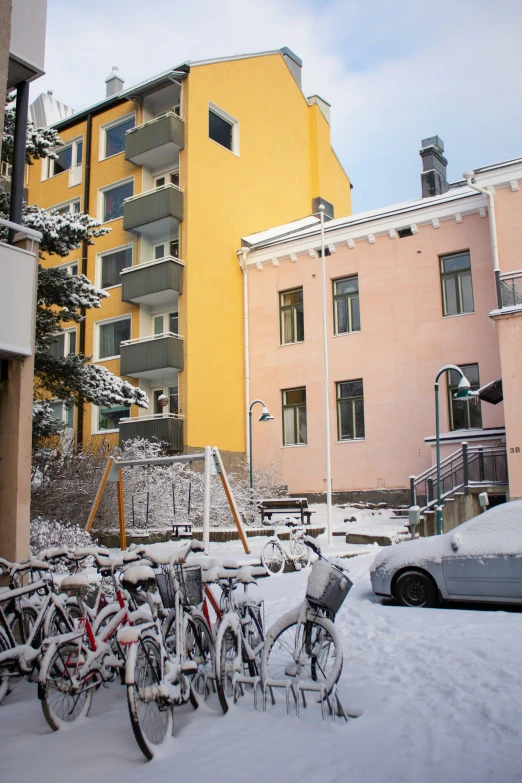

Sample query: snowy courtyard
[2,531,522,783]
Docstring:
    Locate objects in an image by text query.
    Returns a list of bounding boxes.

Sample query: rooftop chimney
[420,136,449,198]
[105,66,124,97]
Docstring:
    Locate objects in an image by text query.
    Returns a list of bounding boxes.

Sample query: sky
[33,0,522,214]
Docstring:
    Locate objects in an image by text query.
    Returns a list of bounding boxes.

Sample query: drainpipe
[463,170,502,308]
[8,80,30,244]
[238,248,251,468]
[77,112,93,447]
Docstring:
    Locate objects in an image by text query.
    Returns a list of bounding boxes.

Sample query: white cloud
[35,0,522,211]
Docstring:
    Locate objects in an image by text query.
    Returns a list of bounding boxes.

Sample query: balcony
[0,232,38,359]
[499,270,522,309]
[121,256,183,307]
[125,112,184,169]
[120,333,183,382]
[119,413,183,452]
[123,184,183,240]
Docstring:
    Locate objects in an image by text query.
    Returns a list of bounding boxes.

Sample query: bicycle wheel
[261,605,343,697]
[127,635,173,761]
[92,604,124,682]
[261,540,285,575]
[0,627,10,705]
[44,603,75,638]
[243,603,264,676]
[41,641,93,730]
[185,615,214,705]
[10,604,38,646]
[215,615,241,714]
[292,539,311,570]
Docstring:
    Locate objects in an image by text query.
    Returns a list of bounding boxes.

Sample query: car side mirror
[451,534,460,552]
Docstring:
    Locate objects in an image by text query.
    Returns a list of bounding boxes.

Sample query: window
[53,200,81,216]
[102,180,133,222]
[448,364,482,430]
[153,312,178,335]
[398,227,413,238]
[103,116,135,159]
[97,404,130,432]
[280,288,304,345]
[49,329,76,359]
[208,102,239,155]
[440,251,474,316]
[155,171,179,189]
[152,385,179,415]
[50,400,74,430]
[337,380,365,440]
[153,238,179,259]
[100,246,132,289]
[282,388,307,445]
[48,139,83,178]
[334,276,360,334]
[60,261,79,276]
[97,317,131,359]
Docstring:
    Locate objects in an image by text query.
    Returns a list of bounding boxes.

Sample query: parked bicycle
[261,521,311,575]
[261,538,351,698]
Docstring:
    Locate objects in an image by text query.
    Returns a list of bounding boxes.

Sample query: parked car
[370,500,522,607]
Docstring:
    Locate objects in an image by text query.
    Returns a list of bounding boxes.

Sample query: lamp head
[259,406,274,422]
[457,376,471,390]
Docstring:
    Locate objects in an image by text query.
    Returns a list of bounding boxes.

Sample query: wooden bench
[258,498,314,526]
[172,523,193,539]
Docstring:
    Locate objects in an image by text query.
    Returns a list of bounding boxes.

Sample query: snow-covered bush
[30,517,95,571]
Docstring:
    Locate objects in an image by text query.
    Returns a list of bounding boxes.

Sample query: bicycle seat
[60,573,100,592]
[121,564,156,592]
[274,519,300,528]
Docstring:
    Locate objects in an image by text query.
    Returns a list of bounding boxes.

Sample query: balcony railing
[125,112,184,168]
[123,184,183,238]
[120,332,184,379]
[499,270,522,309]
[121,256,184,305]
[119,413,184,452]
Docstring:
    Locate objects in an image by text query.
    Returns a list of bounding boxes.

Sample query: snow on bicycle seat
[60,572,101,592]
[121,564,156,591]
[274,518,300,528]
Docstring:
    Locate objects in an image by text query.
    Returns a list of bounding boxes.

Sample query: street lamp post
[434,365,477,535]
[318,205,333,546]
[248,399,274,491]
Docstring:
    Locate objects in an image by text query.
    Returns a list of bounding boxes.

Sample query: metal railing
[499,270,522,308]
[123,182,184,203]
[120,255,184,275]
[410,443,508,512]
[120,412,184,424]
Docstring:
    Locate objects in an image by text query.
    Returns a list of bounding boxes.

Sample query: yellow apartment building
[28,48,352,463]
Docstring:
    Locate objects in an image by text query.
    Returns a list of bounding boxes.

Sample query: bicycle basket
[155,564,203,609]
[306,558,352,616]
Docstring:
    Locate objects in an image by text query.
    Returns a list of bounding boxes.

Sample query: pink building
[241,139,522,506]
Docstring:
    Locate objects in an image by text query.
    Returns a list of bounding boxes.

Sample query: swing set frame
[85,446,251,554]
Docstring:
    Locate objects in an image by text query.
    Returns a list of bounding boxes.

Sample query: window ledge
[281,443,307,449]
[101,284,122,291]
[336,438,365,444]
[279,341,305,348]
[100,151,125,162]
[101,216,124,226]
[93,356,120,363]
[442,311,474,319]
[209,138,240,158]
[332,330,361,338]
[94,429,119,435]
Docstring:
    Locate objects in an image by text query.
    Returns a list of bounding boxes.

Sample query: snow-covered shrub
[30,517,94,571]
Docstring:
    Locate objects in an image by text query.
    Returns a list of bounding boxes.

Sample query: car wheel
[394,569,438,608]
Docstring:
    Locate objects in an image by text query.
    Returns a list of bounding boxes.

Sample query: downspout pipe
[8,80,30,244]
[77,112,93,447]
[238,248,251,468]
[463,170,502,307]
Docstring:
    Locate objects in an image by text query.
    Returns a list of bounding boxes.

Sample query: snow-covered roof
[424,427,506,444]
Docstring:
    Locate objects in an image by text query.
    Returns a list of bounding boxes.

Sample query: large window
[103,116,135,159]
[282,388,307,445]
[97,405,130,432]
[49,328,76,359]
[208,102,239,155]
[100,246,132,289]
[337,380,365,440]
[333,276,360,334]
[97,317,131,359]
[280,288,304,345]
[448,364,482,430]
[102,180,133,222]
[50,400,74,430]
[155,171,180,189]
[440,251,474,316]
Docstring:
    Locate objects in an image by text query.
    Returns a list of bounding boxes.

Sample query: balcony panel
[119,415,183,452]
[121,258,183,306]
[125,113,184,168]
[0,241,37,359]
[120,335,183,380]
[123,186,183,239]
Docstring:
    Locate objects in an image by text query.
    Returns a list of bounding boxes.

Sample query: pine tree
[1,103,149,444]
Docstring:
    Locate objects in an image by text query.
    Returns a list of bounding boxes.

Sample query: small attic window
[208,102,239,156]
[398,227,413,238]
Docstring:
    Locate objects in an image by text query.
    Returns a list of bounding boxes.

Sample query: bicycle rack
[263,678,298,715]
[232,673,263,709]
[260,678,355,723]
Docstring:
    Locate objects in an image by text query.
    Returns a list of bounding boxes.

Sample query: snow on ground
[3,534,522,783]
